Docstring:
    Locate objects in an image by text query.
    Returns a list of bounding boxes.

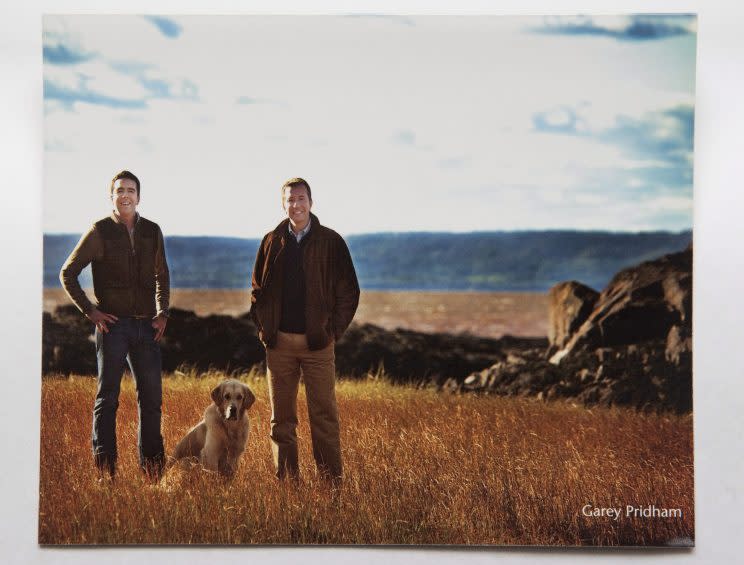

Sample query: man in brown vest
[250,177,359,484]
[60,170,170,481]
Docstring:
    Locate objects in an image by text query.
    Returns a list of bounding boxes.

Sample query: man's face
[282,185,312,228]
[111,178,139,218]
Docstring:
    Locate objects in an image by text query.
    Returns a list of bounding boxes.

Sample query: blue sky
[43,15,696,237]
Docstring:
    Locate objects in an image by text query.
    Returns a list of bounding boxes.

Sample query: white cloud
[45,59,149,101]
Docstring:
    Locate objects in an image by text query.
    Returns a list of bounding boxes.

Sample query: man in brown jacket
[60,170,169,481]
[250,177,359,483]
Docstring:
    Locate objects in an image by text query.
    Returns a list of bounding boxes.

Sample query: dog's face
[211,380,256,421]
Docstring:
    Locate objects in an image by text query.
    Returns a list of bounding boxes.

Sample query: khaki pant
[266,331,342,481]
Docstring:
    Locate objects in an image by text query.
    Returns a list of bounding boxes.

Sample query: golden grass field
[43,288,549,338]
[39,370,694,546]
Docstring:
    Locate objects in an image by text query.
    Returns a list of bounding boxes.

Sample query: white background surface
[2,1,743,563]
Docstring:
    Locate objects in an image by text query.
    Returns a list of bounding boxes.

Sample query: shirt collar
[110,211,140,227]
[288,218,312,242]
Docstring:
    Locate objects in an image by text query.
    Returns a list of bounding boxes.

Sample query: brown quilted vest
[91,216,159,317]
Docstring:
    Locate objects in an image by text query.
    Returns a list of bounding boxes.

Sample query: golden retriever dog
[172,379,256,479]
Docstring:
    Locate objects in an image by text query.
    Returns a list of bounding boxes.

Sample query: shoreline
[43,288,549,340]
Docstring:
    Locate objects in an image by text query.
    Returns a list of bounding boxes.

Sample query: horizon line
[43,227,694,238]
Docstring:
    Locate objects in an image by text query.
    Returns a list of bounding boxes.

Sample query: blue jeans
[93,317,164,477]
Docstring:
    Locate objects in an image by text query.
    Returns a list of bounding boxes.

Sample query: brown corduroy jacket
[250,213,360,351]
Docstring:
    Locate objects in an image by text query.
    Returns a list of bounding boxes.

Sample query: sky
[42,14,697,237]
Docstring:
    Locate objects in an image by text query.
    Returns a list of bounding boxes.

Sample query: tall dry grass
[39,371,693,546]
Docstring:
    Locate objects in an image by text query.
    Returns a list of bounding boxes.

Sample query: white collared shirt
[288,218,312,243]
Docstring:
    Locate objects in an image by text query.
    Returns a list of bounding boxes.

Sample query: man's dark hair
[281,177,312,202]
[110,170,141,197]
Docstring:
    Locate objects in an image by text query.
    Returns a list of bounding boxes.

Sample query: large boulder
[547,281,599,354]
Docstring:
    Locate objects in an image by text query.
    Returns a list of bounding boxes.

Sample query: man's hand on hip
[87,307,118,333]
[152,314,168,342]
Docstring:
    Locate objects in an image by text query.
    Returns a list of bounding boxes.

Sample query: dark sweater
[279,230,311,333]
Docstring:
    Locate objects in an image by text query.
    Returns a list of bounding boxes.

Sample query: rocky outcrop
[449,339,691,413]
[551,247,692,361]
[41,307,540,382]
[159,309,265,372]
[336,324,545,384]
[41,306,266,374]
[42,305,97,375]
[455,247,693,413]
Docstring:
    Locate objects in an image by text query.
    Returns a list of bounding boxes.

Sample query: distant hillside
[44,230,691,292]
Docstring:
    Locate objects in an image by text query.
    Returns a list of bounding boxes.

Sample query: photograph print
[41,14,695,546]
